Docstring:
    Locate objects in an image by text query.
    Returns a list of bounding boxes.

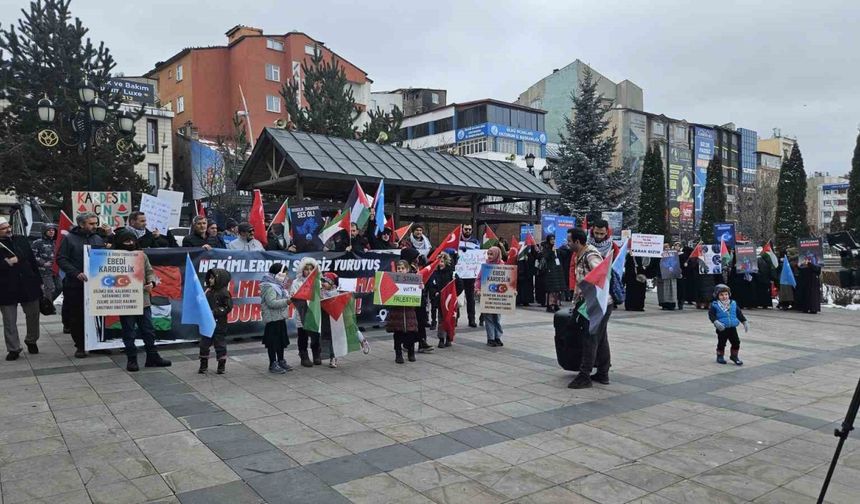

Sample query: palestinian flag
[506,236,520,265]
[518,233,536,261]
[52,210,73,276]
[320,210,350,246]
[429,225,461,262]
[292,269,321,333]
[481,226,499,249]
[439,279,459,342]
[688,241,703,260]
[720,239,732,265]
[577,251,613,335]
[762,241,778,268]
[321,292,363,357]
[346,180,371,229]
[270,199,290,239]
[394,222,412,243]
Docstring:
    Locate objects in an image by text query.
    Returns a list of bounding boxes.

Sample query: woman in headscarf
[623,252,647,311]
[539,235,566,312]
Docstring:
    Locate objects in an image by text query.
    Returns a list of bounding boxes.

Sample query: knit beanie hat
[713,284,731,298]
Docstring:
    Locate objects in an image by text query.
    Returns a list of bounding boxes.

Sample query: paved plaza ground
[1,293,859,503]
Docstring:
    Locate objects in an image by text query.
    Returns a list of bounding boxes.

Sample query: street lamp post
[35,76,141,191]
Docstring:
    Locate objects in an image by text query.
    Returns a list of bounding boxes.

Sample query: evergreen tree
[698,155,726,243]
[847,132,860,232]
[774,143,809,249]
[553,67,617,216]
[610,156,639,229]
[281,47,359,139]
[360,106,404,145]
[637,145,667,235]
[0,0,147,208]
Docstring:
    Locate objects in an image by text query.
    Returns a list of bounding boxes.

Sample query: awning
[236,128,559,207]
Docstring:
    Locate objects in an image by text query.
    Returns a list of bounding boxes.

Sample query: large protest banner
[478,264,517,314]
[798,237,823,265]
[84,249,400,350]
[72,191,132,227]
[290,205,325,251]
[455,249,486,280]
[631,233,665,258]
[373,272,421,307]
[84,249,145,316]
[735,245,758,273]
[700,244,722,274]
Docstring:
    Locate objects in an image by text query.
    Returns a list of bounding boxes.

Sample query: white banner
[139,194,174,235]
[455,249,486,280]
[631,233,665,258]
[156,189,185,230]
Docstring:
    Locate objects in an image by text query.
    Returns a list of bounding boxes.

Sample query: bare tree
[738,177,779,243]
[191,113,250,220]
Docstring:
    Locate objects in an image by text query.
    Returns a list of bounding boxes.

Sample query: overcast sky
[3,0,858,175]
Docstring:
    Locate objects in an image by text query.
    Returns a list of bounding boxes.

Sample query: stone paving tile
[358,443,428,472]
[225,449,299,479]
[472,466,555,499]
[304,453,381,486]
[388,460,470,492]
[657,479,749,504]
[436,449,511,479]
[176,480,264,504]
[422,480,508,504]
[333,473,423,504]
[445,425,511,449]
[282,438,353,465]
[516,485,599,504]
[87,474,173,504]
[70,440,157,487]
[406,434,472,460]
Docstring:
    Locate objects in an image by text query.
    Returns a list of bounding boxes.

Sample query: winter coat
[31,227,57,274]
[540,246,566,293]
[205,268,233,332]
[260,276,292,324]
[708,300,747,329]
[386,305,418,333]
[184,231,225,249]
[141,254,157,308]
[572,244,603,299]
[57,226,105,287]
[427,265,461,298]
[0,235,43,305]
[120,228,176,249]
[227,237,264,251]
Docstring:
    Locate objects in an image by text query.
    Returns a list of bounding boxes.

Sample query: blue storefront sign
[456,123,547,145]
[714,222,736,249]
[693,127,715,231]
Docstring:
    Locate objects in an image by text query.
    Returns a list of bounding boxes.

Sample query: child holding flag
[321,272,340,368]
[385,260,419,363]
[200,268,233,374]
[708,284,748,365]
[290,257,322,367]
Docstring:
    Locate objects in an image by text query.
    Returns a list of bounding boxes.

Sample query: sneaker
[5,351,20,361]
[487,340,498,347]
[437,339,446,349]
[329,358,338,368]
[494,339,503,347]
[591,372,610,385]
[730,355,743,366]
[269,362,286,374]
[26,343,38,354]
[568,373,593,389]
[74,350,87,358]
[716,355,727,365]
[360,339,371,354]
[278,359,292,372]
[127,359,140,372]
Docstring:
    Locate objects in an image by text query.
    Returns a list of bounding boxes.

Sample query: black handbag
[39,295,56,316]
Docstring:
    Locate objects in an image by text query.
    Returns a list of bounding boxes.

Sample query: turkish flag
[418,257,441,285]
[506,236,520,265]
[249,189,268,248]
[52,211,73,275]
[440,279,458,342]
[429,225,461,262]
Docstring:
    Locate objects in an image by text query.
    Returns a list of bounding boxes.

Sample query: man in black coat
[183,216,224,249]
[121,211,177,249]
[0,217,43,360]
[57,212,105,358]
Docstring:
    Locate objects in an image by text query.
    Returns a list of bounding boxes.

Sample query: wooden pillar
[536,199,542,221]
[295,176,304,200]
[470,195,479,232]
[394,187,401,225]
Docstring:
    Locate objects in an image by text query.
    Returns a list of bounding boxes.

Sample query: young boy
[708,284,749,365]
[201,268,233,374]
[385,260,419,364]
[321,272,340,368]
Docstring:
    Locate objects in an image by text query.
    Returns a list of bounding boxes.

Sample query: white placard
[338,278,358,292]
[139,194,173,235]
[156,189,185,230]
[631,233,665,258]
[455,249,486,280]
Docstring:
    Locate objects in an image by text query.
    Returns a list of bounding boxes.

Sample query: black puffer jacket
[0,235,43,305]
[57,227,105,287]
[205,268,233,332]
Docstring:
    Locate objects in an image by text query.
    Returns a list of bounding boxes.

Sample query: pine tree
[0,0,147,208]
[609,156,639,229]
[637,145,667,235]
[847,132,860,233]
[774,143,809,249]
[553,67,617,216]
[281,47,359,139]
[359,106,404,145]
[698,155,726,243]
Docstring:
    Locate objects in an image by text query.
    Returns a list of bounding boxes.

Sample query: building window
[304,44,318,56]
[529,99,543,110]
[523,141,541,158]
[147,164,159,187]
[457,137,488,156]
[431,93,439,105]
[431,117,453,134]
[176,96,184,113]
[266,95,281,113]
[456,105,488,128]
[265,63,280,82]
[412,122,431,138]
[146,119,158,154]
[496,138,517,155]
[176,65,183,82]
[267,38,284,51]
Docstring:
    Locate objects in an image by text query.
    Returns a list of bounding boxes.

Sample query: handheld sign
[479,264,517,315]
[373,271,422,307]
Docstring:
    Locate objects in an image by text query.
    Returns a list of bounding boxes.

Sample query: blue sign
[541,214,576,245]
[455,123,547,145]
[822,183,849,191]
[520,224,535,242]
[693,127,715,230]
[713,222,736,249]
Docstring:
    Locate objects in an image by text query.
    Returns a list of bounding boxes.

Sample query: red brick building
[145,26,372,142]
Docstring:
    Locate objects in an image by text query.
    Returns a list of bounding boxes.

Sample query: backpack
[610,269,625,304]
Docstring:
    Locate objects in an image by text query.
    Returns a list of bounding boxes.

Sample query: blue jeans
[119,307,157,359]
[483,314,503,341]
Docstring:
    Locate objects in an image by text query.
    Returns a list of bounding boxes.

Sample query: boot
[591,372,610,385]
[567,372,592,389]
[730,354,743,366]
[438,337,446,348]
[313,356,322,366]
[126,357,139,372]
[407,346,415,362]
[300,353,313,367]
[198,358,208,374]
[468,319,477,328]
[716,355,727,364]
[395,348,404,364]
[144,353,172,368]
[217,359,226,374]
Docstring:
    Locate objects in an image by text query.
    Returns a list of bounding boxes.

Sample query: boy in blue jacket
[708,284,748,365]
